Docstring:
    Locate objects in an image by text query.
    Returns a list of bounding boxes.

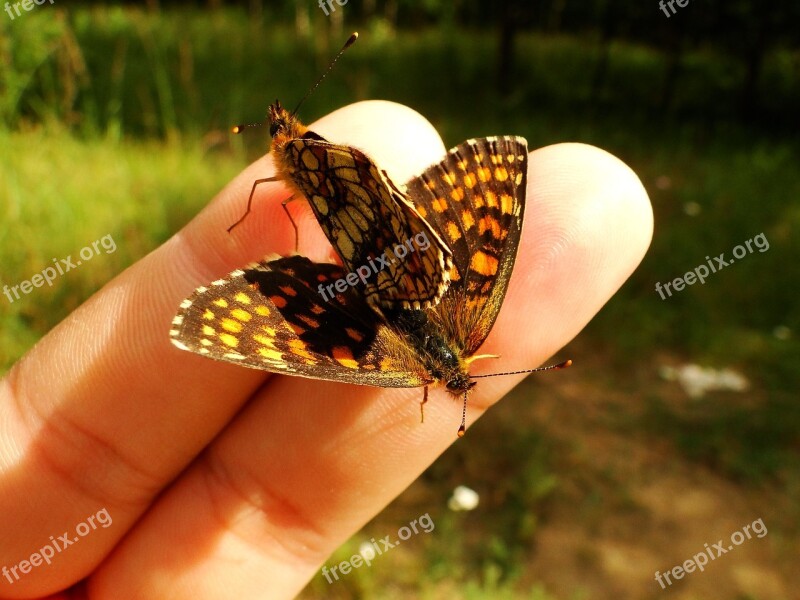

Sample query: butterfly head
[268,100,307,145]
[446,374,476,395]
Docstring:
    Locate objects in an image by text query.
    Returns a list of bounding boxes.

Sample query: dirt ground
[511,343,798,600]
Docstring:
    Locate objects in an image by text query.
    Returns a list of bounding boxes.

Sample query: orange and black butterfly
[172,34,572,435]
[171,135,569,435]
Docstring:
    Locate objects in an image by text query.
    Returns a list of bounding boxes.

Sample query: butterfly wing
[170,255,433,388]
[404,136,528,355]
[280,134,453,311]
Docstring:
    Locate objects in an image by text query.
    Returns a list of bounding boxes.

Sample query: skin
[0,100,652,599]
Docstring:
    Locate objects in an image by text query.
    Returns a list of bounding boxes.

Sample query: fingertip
[526,142,653,273]
[489,142,653,370]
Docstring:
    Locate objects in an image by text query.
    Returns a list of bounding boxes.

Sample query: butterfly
[170,135,572,436]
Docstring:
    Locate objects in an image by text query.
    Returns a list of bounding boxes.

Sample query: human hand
[0,100,652,599]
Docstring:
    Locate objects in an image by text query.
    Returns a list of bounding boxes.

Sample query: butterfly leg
[281,195,301,250]
[227,176,280,233]
[419,385,429,423]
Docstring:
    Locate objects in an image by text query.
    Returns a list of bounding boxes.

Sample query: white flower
[659,363,749,398]
[359,541,376,561]
[448,485,479,511]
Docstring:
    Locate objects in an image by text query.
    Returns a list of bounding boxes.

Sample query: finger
[89,122,652,597]
[0,100,443,597]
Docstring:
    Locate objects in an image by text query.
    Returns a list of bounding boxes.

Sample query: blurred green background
[1,1,797,598]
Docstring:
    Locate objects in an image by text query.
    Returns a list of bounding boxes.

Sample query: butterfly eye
[446,375,473,393]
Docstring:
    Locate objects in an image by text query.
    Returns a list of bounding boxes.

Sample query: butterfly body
[384,307,474,396]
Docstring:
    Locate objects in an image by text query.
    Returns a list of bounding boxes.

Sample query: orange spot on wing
[462,210,475,230]
[470,251,498,276]
[219,333,239,348]
[432,197,448,213]
[230,308,252,322]
[258,347,283,361]
[500,193,514,214]
[333,346,359,368]
[477,166,492,182]
[450,187,465,201]
[478,216,501,237]
[289,340,315,360]
[221,318,243,333]
[346,328,364,342]
[447,221,462,242]
[297,314,320,328]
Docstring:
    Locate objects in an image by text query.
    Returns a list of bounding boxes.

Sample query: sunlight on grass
[0,125,242,371]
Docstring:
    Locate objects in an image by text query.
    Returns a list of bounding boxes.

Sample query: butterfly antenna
[471,359,573,379]
[230,32,358,135]
[291,32,359,118]
[457,392,468,438]
[458,360,571,437]
[231,122,262,134]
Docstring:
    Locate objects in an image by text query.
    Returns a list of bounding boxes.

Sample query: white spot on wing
[171,339,189,350]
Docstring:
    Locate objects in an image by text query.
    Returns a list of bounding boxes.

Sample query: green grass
[643,393,800,482]
[0,124,242,369]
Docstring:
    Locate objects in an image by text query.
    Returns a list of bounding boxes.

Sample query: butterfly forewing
[273,115,453,311]
[404,136,528,354]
